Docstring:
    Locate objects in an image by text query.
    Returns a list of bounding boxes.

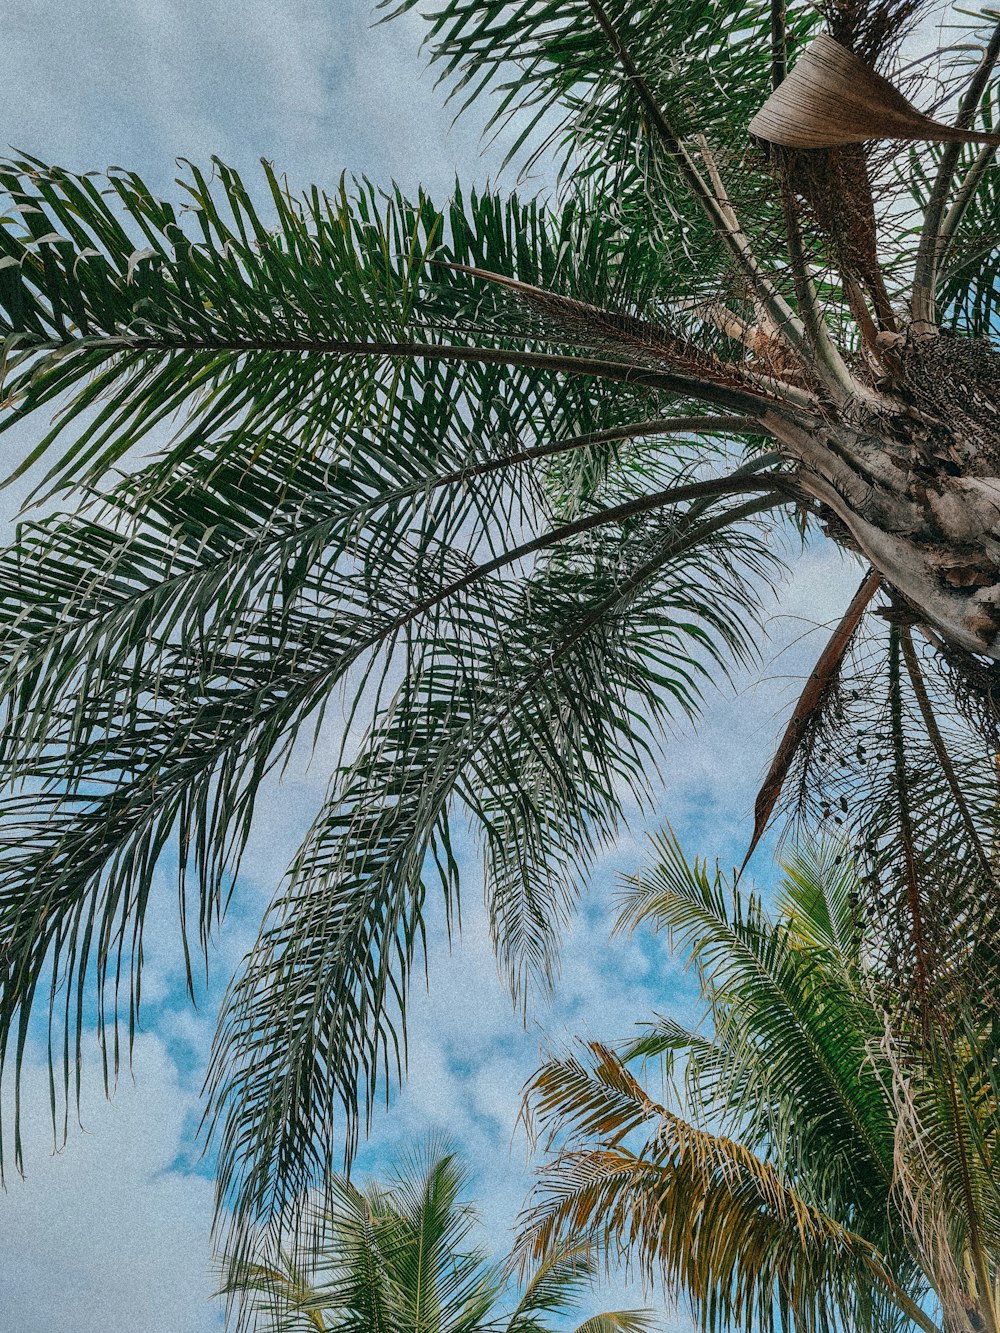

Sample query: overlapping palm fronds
[3,0,1000,1260]
[219,1144,656,1333]
[0,152,791,1248]
[522,837,1000,1333]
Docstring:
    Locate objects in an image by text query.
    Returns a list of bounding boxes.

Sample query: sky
[0,4,861,1330]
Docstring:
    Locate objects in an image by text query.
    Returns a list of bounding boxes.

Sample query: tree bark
[763,335,1000,657]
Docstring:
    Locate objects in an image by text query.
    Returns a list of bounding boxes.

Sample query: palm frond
[381,0,820,246]
[503,1239,595,1330]
[0,157,786,499]
[521,1043,905,1333]
[217,1252,331,1332]
[775,840,860,957]
[204,489,782,1249]
[570,1313,658,1333]
[616,834,897,1236]
[221,1144,649,1333]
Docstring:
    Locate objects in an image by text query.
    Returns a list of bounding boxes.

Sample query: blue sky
[0,5,861,1329]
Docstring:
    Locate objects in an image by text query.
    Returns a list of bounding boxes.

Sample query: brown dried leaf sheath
[743,567,883,869]
[750,32,1000,148]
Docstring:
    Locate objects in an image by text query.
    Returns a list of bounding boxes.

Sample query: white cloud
[3,0,518,198]
[0,1035,222,1332]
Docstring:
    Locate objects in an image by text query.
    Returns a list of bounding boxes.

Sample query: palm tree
[521,835,1000,1333]
[2,0,1000,1253]
[219,1144,655,1332]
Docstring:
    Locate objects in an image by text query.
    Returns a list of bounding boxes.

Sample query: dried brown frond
[520,1044,903,1333]
[441,260,817,404]
[745,567,883,869]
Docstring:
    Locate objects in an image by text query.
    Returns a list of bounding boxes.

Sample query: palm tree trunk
[762,343,1000,656]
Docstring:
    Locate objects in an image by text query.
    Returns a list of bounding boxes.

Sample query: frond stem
[696,137,854,398]
[936,141,999,271]
[911,21,1000,332]
[777,177,860,398]
[888,622,933,1040]
[397,470,796,633]
[875,1272,946,1333]
[582,0,808,357]
[6,416,769,694]
[447,414,770,478]
[112,335,790,420]
[770,0,787,89]
[899,625,995,885]
[762,9,875,393]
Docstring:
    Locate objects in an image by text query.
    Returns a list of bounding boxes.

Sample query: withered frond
[437,261,817,405]
[519,1045,902,1333]
[746,567,883,868]
[774,609,1000,1023]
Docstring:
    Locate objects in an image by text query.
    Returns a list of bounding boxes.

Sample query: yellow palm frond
[522,1043,937,1333]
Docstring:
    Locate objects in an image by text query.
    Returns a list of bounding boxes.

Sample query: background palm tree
[219,1144,655,1333]
[1,0,1000,1256]
[522,836,1000,1333]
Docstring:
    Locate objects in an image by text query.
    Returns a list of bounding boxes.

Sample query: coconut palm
[3,0,1000,1252]
[522,836,1000,1333]
[219,1145,655,1333]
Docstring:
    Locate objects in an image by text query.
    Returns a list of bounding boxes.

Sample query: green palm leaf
[204,490,780,1243]
[616,832,896,1233]
[521,842,990,1333]
[220,1144,657,1333]
[0,158,777,496]
[570,1316,657,1333]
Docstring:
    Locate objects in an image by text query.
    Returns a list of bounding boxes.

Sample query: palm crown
[220,1145,655,1333]
[2,0,1000,1256]
[523,838,1000,1333]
